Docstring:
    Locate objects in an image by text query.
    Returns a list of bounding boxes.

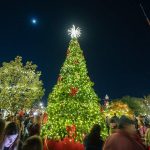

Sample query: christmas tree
[41,25,107,142]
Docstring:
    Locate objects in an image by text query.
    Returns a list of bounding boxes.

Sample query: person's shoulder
[104,132,134,150]
[108,132,120,138]
[83,134,88,143]
[106,131,129,142]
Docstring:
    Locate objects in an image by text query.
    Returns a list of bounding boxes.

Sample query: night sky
[0,0,150,102]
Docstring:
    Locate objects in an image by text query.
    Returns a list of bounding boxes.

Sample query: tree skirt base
[43,137,84,150]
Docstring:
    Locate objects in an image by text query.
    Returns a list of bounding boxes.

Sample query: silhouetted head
[85,124,102,146]
[110,116,119,130]
[2,122,19,148]
[90,124,101,135]
[119,115,136,134]
[5,122,19,136]
[22,136,43,150]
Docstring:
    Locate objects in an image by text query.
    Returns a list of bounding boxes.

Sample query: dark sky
[0,0,150,102]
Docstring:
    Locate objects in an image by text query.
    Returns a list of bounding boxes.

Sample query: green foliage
[143,95,150,115]
[0,56,45,113]
[41,39,107,142]
[114,96,147,116]
[103,101,133,118]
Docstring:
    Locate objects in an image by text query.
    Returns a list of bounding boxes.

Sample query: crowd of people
[84,114,150,150]
[0,109,45,150]
[0,109,150,150]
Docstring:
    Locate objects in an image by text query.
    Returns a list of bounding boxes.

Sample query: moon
[31,18,37,24]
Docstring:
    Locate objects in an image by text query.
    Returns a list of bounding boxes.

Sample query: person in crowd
[109,116,119,134]
[0,119,5,145]
[13,116,21,129]
[84,124,103,150]
[105,116,110,135]
[139,121,147,141]
[23,117,31,140]
[0,122,22,150]
[132,128,146,150]
[5,116,13,127]
[29,109,34,117]
[18,109,25,128]
[145,122,150,150]
[28,115,41,137]
[22,135,43,150]
[133,115,139,130]
[19,109,24,118]
[23,110,28,118]
[103,115,146,150]
[27,117,34,131]
[0,112,3,119]
[112,113,119,120]
[14,115,24,141]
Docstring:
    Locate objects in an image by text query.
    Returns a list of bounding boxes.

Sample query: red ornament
[57,75,62,82]
[42,112,48,124]
[43,138,84,150]
[66,125,76,138]
[67,49,70,56]
[70,87,78,96]
[100,107,104,112]
[74,60,79,64]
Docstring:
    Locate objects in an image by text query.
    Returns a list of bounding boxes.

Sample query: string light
[41,38,108,142]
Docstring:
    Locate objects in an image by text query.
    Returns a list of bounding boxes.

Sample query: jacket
[103,130,146,150]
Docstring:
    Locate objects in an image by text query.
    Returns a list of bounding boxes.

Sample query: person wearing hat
[103,115,146,150]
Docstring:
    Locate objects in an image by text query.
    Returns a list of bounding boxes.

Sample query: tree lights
[41,26,107,142]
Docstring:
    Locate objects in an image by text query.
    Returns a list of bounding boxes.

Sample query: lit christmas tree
[41,25,107,142]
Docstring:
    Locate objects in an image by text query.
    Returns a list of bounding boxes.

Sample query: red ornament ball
[57,75,62,82]
[67,49,70,56]
[70,87,78,96]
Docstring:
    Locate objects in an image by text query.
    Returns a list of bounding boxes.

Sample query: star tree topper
[68,25,81,39]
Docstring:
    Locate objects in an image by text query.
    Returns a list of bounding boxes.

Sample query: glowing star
[68,25,81,39]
